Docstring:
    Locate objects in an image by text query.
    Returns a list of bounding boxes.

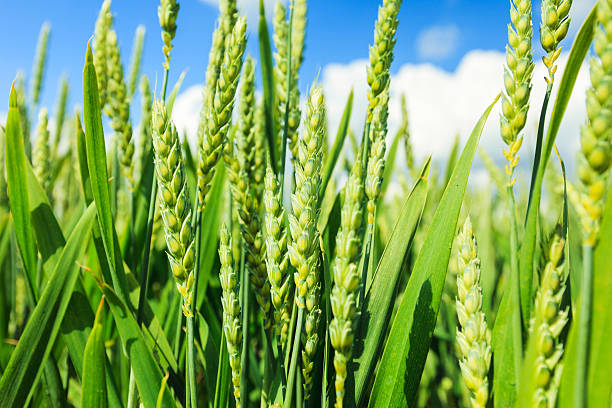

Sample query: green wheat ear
[501,0,533,183]
[219,224,242,408]
[152,99,196,317]
[455,217,491,408]
[577,0,612,246]
[329,157,365,408]
[264,165,290,343]
[33,108,51,193]
[93,0,112,109]
[531,234,567,407]
[540,0,572,82]
[158,0,180,69]
[106,29,134,187]
[288,86,325,400]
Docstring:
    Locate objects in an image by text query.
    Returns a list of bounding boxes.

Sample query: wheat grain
[152,99,196,317]
[329,158,365,408]
[577,0,612,245]
[219,224,242,408]
[455,217,491,408]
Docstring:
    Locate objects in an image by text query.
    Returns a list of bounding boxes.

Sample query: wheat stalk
[127,25,146,99]
[329,158,365,408]
[51,75,69,161]
[136,75,152,181]
[219,224,242,408]
[455,217,491,408]
[398,93,414,175]
[151,99,196,317]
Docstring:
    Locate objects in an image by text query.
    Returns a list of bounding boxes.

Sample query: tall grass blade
[81,298,108,408]
[5,84,37,300]
[0,204,96,407]
[368,94,499,407]
[351,158,430,406]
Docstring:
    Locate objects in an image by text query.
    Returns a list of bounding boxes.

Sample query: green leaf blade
[368,93,499,407]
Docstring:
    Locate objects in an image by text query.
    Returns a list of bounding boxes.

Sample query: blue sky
[0,0,596,179]
[0,0,513,112]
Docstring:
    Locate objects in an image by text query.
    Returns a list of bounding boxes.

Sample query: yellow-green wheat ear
[106,29,134,188]
[93,0,112,109]
[365,86,389,226]
[531,234,568,407]
[224,55,272,330]
[288,86,325,400]
[264,165,290,342]
[197,16,247,210]
[219,224,242,408]
[366,0,401,123]
[33,108,51,193]
[577,0,612,246]
[398,93,414,174]
[158,0,180,69]
[455,217,491,408]
[30,22,50,107]
[151,99,196,317]
[501,0,534,183]
[329,157,365,408]
[540,0,572,81]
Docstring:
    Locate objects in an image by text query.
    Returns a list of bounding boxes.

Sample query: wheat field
[0,0,611,407]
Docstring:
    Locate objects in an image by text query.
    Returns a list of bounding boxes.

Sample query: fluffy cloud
[416,24,460,61]
[321,50,589,177]
[173,49,590,187]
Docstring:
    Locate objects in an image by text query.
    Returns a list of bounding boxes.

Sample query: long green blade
[5,84,37,300]
[351,158,430,406]
[368,94,499,407]
[0,204,96,406]
[81,298,108,408]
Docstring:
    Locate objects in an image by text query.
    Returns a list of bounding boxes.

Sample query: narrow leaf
[81,298,107,408]
[368,94,499,407]
[0,204,96,407]
[351,158,430,406]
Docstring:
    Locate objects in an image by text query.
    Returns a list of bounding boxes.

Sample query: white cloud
[416,24,460,61]
[320,49,589,178]
[173,49,591,187]
[199,0,284,30]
